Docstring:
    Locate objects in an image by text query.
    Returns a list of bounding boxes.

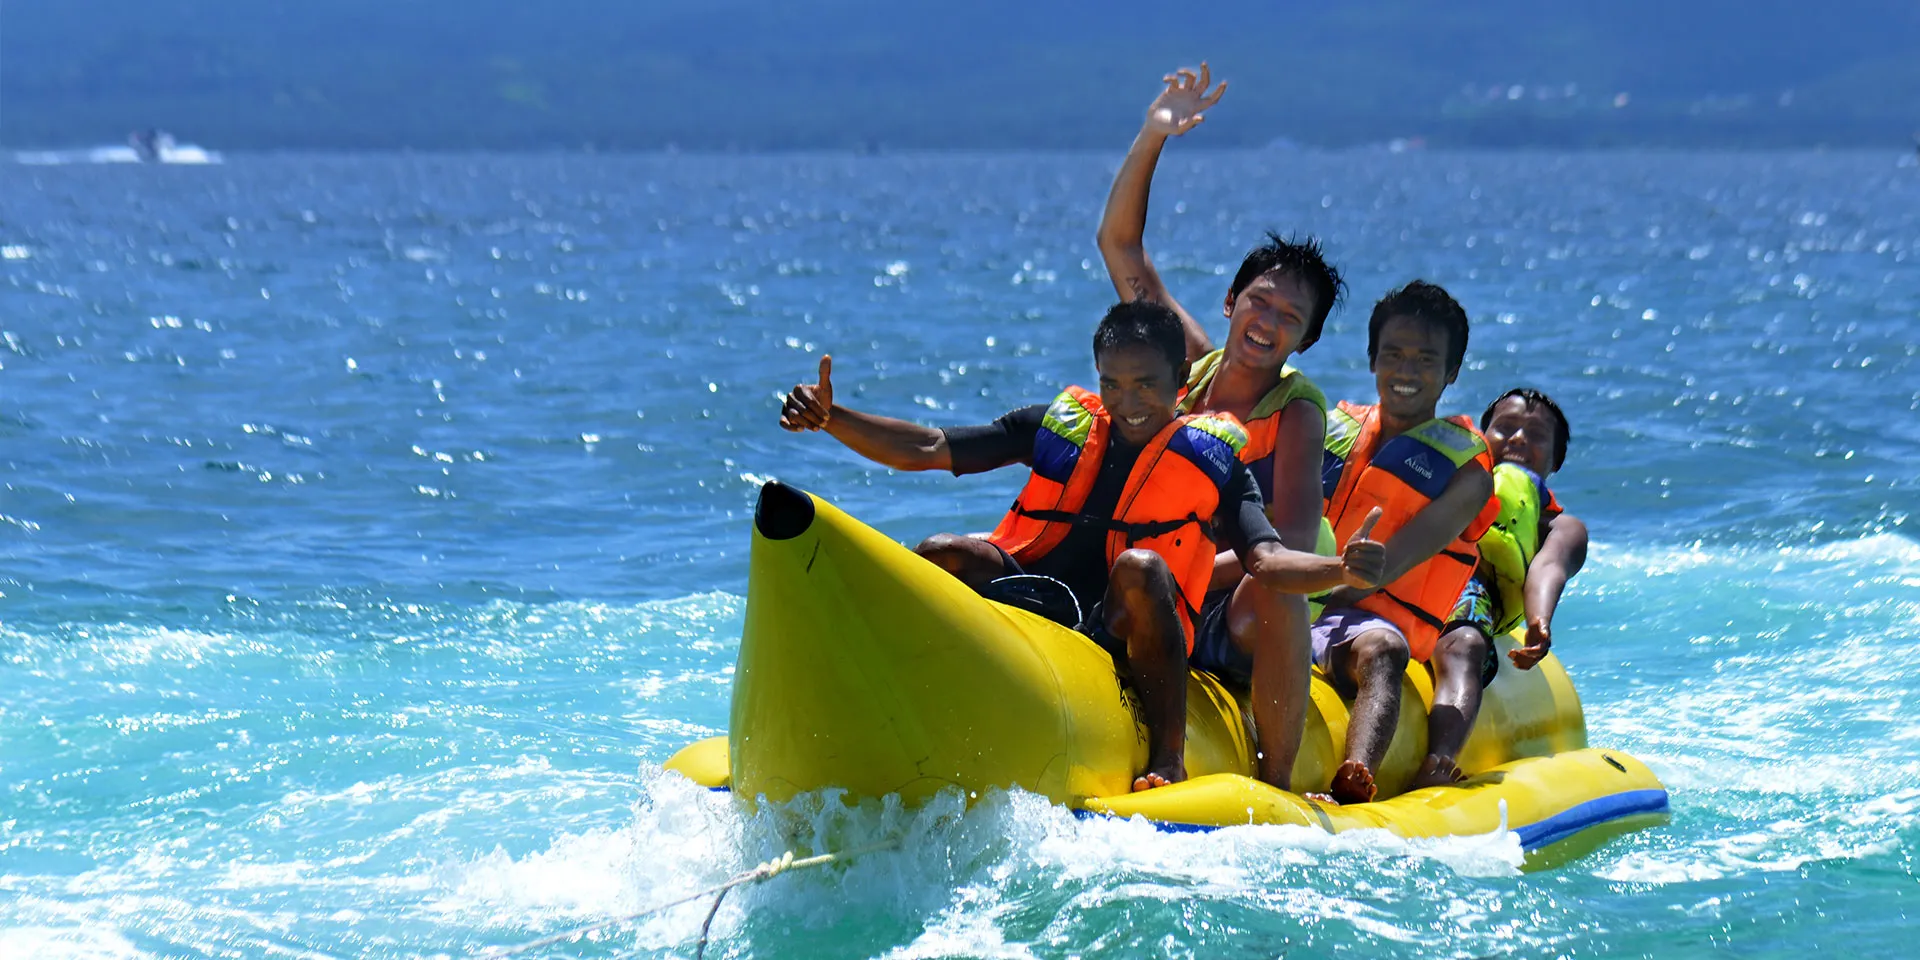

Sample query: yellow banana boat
[666,482,1667,862]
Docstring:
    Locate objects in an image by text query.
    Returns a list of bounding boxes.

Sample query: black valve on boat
[754,480,815,540]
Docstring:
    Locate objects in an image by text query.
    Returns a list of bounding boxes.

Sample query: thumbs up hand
[1340,507,1387,589]
[779,355,835,432]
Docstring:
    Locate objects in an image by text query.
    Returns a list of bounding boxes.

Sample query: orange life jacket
[986,386,1249,652]
[1235,407,1288,510]
[1320,401,1500,661]
[1176,350,1326,506]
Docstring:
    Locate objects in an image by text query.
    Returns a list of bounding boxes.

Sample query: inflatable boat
[665,482,1667,863]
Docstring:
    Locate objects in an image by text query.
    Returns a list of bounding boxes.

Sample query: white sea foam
[3,535,1913,953]
[1570,534,1920,885]
[0,923,150,960]
[1586,531,1920,578]
[439,761,1535,959]
[1,624,245,674]
[11,143,222,165]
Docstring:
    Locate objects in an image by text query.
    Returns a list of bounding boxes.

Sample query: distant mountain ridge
[4,0,1917,149]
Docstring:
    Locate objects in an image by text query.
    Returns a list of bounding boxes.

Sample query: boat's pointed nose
[732,489,1136,803]
[754,480,815,541]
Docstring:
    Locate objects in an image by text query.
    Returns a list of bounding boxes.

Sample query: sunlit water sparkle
[2,151,1916,957]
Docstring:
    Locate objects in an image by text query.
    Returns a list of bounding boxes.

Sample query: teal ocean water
[1,151,1915,957]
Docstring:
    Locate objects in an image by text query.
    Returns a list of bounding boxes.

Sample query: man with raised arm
[1096,64,1352,791]
[1313,282,1499,804]
[1414,388,1590,788]
[779,301,1385,792]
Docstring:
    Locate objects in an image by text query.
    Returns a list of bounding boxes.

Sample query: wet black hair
[1481,388,1572,471]
[1366,280,1470,376]
[1092,300,1187,379]
[1226,232,1346,352]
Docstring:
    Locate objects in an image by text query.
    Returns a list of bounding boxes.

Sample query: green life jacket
[1477,462,1549,635]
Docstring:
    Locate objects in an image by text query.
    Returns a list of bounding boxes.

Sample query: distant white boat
[12,131,222,166]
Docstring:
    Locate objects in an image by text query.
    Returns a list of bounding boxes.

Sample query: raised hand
[1340,507,1386,589]
[779,355,834,432]
[1510,615,1552,670]
[1145,63,1227,137]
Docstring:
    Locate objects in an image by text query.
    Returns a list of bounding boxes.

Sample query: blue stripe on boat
[1073,807,1221,832]
[1512,788,1671,850]
[1075,787,1671,849]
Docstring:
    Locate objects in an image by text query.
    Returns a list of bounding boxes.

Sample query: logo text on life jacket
[1404,454,1433,480]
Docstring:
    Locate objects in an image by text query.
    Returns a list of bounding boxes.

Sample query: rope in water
[477,837,900,960]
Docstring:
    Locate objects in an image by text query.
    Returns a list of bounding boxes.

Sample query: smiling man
[779,301,1385,793]
[1414,388,1590,788]
[1096,64,1354,792]
[1310,281,1499,805]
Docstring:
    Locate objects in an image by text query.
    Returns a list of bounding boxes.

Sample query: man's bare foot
[1131,763,1185,792]
[1326,760,1376,805]
[1413,754,1463,789]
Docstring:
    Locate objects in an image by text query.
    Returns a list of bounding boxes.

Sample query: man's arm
[1310,464,1492,609]
[1216,458,1384,595]
[1096,65,1224,365]
[1375,461,1495,585]
[778,355,951,472]
[1240,511,1383,596]
[1207,550,1248,591]
[1239,399,1384,594]
[1268,399,1330,555]
[1511,512,1589,669]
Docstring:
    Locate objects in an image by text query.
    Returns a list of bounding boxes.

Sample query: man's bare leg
[1416,625,1490,788]
[1326,627,1409,804]
[914,533,1009,592]
[1226,579,1311,790]
[1103,549,1188,791]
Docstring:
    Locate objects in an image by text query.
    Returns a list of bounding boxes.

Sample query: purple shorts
[1310,607,1405,697]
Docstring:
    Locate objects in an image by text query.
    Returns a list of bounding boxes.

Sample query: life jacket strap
[1011,506,1211,548]
[1309,589,1446,632]
[1378,588,1449,632]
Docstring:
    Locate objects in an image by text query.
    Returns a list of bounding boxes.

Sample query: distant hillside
[4,0,1917,149]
